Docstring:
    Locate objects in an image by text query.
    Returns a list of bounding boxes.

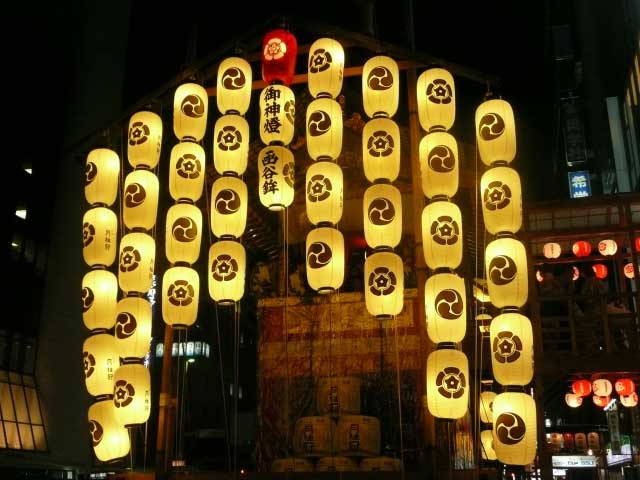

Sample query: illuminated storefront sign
[568,171,591,198]
[551,455,596,468]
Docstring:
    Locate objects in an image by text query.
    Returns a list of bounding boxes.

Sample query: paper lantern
[480,391,497,423]
[621,392,639,407]
[485,238,528,309]
[162,266,200,328]
[82,270,118,330]
[258,145,295,211]
[422,201,463,270]
[259,84,295,146]
[572,241,591,257]
[562,433,575,450]
[592,395,610,408]
[424,273,466,343]
[624,263,636,279]
[425,348,469,419]
[85,148,120,207]
[565,393,583,408]
[587,432,601,451]
[597,239,617,256]
[308,38,344,99]
[208,240,246,304]
[490,313,533,386]
[572,379,592,397]
[213,114,250,175]
[364,184,402,249]
[306,227,344,294]
[492,392,537,465]
[574,433,587,451]
[261,28,297,86]
[362,117,401,182]
[535,270,543,283]
[572,266,580,281]
[362,56,399,118]
[165,203,202,265]
[549,433,563,451]
[592,378,612,396]
[169,141,205,202]
[173,83,208,142]
[83,333,117,397]
[481,429,497,461]
[417,67,455,132]
[127,111,162,169]
[83,207,118,268]
[615,378,635,396]
[475,99,516,167]
[543,242,561,259]
[592,263,608,279]
[113,363,151,426]
[88,399,130,462]
[419,131,458,199]
[306,161,343,226]
[211,176,248,239]
[115,297,152,359]
[365,252,404,319]
[635,237,640,252]
[216,57,252,115]
[123,169,159,231]
[481,166,522,235]
[118,232,155,294]
[306,98,343,161]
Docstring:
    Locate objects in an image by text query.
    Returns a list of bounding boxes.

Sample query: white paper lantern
[169,141,205,202]
[82,269,118,331]
[259,85,295,145]
[123,169,159,231]
[419,131,458,199]
[306,97,343,161]
[211,176,248,239]
[597,239,617,256]
[213,114,250,175]
[306,161,343,226]
[162,266,200,328]
[83,207,118,268]
[258,145,295,211]
[492,392,537,465]
[306,227,344,294]
[490,313,534,386]
[417,68,455,132]
[362,56,399,118]
[620,392,639,407]
[565,393,583,408]
[113,363,151,426]
[217,57,252,115]
[481,429,497,461]
[422,201,463,270]
[127,111,162,169]
[365,252,404,318]
[624,262,636,279]
[364,183,402,249]
[425,348,469,419]
[118,232,155,294]
[543,242,561,259]
[480,391,497,424]
[476,99,516,167]
[115,297,152,359]
[165,203,202,265]
[173,83,208,141]
[308,38,344,99]
[481,166,522,235]
[88,399,130,462]
[424,273,466,344]
[83,333,117,397]
[362,118,401,182]
[485,238,528,309]
[85,148,120,207]
[592,378,612,397]
[208,240,246,304]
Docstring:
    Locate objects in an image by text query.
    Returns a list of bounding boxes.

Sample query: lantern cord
[393,315,405,477]
[129,427,134,471]
[282,207,290,455]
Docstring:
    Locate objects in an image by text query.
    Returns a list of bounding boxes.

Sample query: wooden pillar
[155,324,175,474]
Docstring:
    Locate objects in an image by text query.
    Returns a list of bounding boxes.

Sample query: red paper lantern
[572,241,591,257]
[592,395,610,408]
[592,263,608,279]
[615,378,635,396]
[261,28,298,86]
[572,379,591,397]
[562,433,574,450]
[635,237,640,252]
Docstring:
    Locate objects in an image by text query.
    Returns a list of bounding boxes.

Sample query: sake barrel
[316,456,358,472]
[293,416,336,457]
[271,458,314,472]
[360,457,403,471]
[549,432,563,452]
[574,432,587,452]
[335,415,380,457]
[317,376,361,417]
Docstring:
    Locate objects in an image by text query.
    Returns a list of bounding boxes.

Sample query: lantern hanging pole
[155,324,175,475]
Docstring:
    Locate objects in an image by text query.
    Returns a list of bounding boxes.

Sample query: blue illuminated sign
[568,171,591,198]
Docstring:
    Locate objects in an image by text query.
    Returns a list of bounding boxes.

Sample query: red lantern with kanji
[592,395,610,408]
[615,378,635,396]
[635,237,640,252]
[572,379,591,397]
[592,263,608,279]
[572,241,591,257]
[261,28,297,86]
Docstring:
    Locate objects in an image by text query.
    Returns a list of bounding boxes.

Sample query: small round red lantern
[635,237,640,252]
[615,378,635,396]
[562,433,574,450]
[592,395,610,408]
[565,393,583,408]
[572,241,591,257]
[592,263,608,279]
[261,28,298,86]
[624,263,636,279]
[572,379,591,397]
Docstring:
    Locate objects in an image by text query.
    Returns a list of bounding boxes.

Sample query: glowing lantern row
[163,266,200,328]
[621,392,639,407]
[480,166,522,235]
[417,68,456,132]
[425,348,469,420]
[83,333,117,397]
[615,378,635,396]
[364,184,402,249]
[261,28,297,86]
[592,263,608,279]
[364,251,404,319]
[83,207,118,268]
[481,429,497,461]
[305,227,344,294]
[422,201,463,270]
[82,270,117,330]
[211,176,248,239]
[624,263,636,279]
[113,363,151,426]
[123,169,159,231]
[173,83,208,142]
[484,237,528,309]
[88,399,130,462]
[118,232,155,295]
[572,241,591,257]
[543,242,561,259]
[308,37,344,99]
[165,203,203,264]
[259,85,295,146]
[492,392,537,466]
[115,297,152,359]
[565,393,583,408]
[572,379,592,397]
[306,161,343,226]
[169,142,205,202]
[362,56,399,118]
[128,111,162,169]
[598,239,617,256]
[363,117,400,183]
[592,378,612,396]
[489,313,533,386]
[306,97,343,161]
[475,99,516,167]
[419,131,458,199]
[480,391,497,423]
[217,57,252,115]
[424,273,466,343]
[258,146,295,211]
[208,240,246,304]
[85,148,120,207]
[213,114,249,176]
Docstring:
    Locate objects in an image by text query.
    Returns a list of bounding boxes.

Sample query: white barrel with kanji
[293,416,336,457]
[317,376,361,416]
[335,415,380,457]
[271,458,314,472]
[316,457,358,472]
[360,457,403,471]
